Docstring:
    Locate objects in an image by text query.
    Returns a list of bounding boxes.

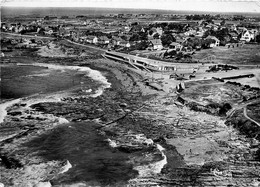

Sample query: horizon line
[2,6,260,15]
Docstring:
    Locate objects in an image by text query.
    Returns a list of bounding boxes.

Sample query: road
[2,32,54,39]
[64,39,106,52]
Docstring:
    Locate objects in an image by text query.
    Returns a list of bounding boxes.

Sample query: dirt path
[244,106,260,127]
[2,32,54,39]
[64,39,106,52]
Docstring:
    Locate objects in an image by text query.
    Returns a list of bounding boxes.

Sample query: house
[130,25,145,33]
[111,36,123,46]
[229,31,239,40]
[169,42,182,50]
[119,41,131,48]
[86,35,98,44]
[147,39,163,50]
[184,29,196,36]
[240,29,256,42]
[206,36,220,47]
[240,30,252,42]
[44,28,54,35]
[98,36,110,44]
[148,27,163,39]
[15,25,25,33]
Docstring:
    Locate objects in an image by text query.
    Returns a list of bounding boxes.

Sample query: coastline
[1,52,260,186]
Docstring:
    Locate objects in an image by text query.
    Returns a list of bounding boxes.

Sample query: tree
[256,34,260,43]
[153,33,160,39]
[129,33,140,41]
[136,41,149,50]
[220,19,226,26]
[161,34,175,46]
[149,30,154,36]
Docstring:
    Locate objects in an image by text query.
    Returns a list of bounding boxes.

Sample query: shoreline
[1,50,260,186]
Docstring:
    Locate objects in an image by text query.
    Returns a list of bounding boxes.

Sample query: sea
[0,62,170,186]
[0,63,136,185]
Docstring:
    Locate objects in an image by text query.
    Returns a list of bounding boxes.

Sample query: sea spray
[0,99,20,123]
[133,144,167,177]
[107,139,117,148]
[27,63,111,90]
[59,160,72,174]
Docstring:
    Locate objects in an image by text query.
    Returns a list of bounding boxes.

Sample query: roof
[170,42,182,46]
[206,36,220,42]
[229,32,238,37]
[149,39,162,45]
[112,36,123,41]
[87,35,97,39]
[99,36,109,41]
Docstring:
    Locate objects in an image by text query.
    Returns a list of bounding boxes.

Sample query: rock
[96,108,103,112]
[119,103,128,108]
[7,111,22,116]
[116,109,124,113]
[118,145,143,153]
[34,181,52,187]
[124,109,131,113]
[0,183,4,187]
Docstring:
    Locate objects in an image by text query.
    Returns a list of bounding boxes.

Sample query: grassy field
[193,44,260,65]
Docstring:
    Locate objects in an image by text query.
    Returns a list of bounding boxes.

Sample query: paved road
[243,106,260,127]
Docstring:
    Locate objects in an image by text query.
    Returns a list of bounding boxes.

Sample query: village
[1,12,260,63]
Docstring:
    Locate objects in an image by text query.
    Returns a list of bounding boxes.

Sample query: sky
[1,0,260,13]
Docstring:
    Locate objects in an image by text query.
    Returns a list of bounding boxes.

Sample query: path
[243,106,260,127]
[2,32,54,39]
[64,39,106,52]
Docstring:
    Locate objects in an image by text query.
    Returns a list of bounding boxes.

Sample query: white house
[169,42,182,50]
[240,29,254,42]
[119,41,131,48]
[148,39,163,50]
[86,35,98,44]
[206,36,220,47]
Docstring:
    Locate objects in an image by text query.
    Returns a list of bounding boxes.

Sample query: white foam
[84,89,92,93]
[58,117,69,124]
[107,139,117,148]
[59,160,72,174]
[135,134,154,145]
[27,63,111,91]
[0,99,20,123]
[25,73,50,77]
[90,88,104,98]
[133,144,167,177]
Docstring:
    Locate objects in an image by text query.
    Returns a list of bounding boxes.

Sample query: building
[240,29,253,42]
[169,42,182,50]
[147,39,163,50]
[206,36,220,47]
[98,36,110,44]
[119,41,131,48]
[86,35,98,44]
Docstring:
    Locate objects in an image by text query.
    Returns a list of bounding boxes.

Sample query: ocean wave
[133,144,167,177]
[107,139,117,148]
[0,99,21,123]
[24,73,50,77]
[59,160,72,174]
[23,63,111,90]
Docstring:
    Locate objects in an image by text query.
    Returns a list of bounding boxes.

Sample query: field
[193,44,260,65]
